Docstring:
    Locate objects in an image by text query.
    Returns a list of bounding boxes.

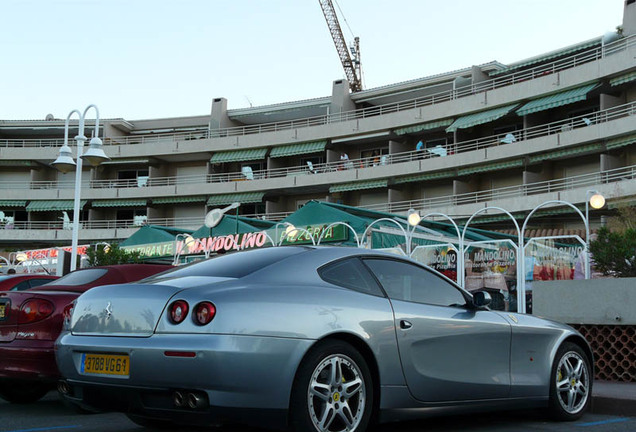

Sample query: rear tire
[0,382,51,404]
[289,340,374,432]
[548,342,592,421]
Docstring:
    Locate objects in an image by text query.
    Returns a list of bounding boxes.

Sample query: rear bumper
[56,332,314,425]
[62,382,287,429]
[0,339,59,382]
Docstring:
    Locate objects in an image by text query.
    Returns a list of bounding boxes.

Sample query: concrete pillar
[453,179,476,195]
[265,197,288,215]
[389,139,411,154]
[389,187,409,211]
[326,149,340,164]
[471,66,490,85]
[622,0,636,36]
[523,170,548,185]
[600,153,624,171]
[330,80,356,119]
[267,157,285,171]
[209,98,236,130]
[600,93,626,110]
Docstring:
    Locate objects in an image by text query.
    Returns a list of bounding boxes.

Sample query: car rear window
[151,247,308,280]
[44,269,108,286]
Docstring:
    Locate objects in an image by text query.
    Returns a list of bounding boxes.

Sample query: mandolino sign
[122,224,349,259]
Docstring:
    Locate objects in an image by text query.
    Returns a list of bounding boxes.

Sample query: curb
[592,396,636,417]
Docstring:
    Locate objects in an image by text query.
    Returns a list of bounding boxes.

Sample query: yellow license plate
[81,353,130,376]
[0,304,5,319]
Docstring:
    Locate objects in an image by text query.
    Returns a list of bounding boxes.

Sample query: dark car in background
[0,274,59,292]
[0,263,172,403]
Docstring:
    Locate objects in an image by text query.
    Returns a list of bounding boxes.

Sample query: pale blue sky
[0,0,625,121]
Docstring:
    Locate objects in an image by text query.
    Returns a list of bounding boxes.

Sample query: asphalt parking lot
[1,391,635,432]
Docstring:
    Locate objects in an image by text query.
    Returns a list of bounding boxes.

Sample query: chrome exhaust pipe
[173,390,185,408]
[57,380,71,395]
[186,392,206,410]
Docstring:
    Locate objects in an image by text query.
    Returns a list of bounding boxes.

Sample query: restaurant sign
[121,241,174,259]
[174,224,349,256]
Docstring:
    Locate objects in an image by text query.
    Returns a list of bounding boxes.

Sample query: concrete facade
[0,1,635,250]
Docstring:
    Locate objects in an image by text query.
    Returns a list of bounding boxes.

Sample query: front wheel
[548,342,592,421]
[289,340,373,432]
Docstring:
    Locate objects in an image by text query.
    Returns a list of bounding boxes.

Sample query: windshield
[44,269,108,286]
[150,247,308,280]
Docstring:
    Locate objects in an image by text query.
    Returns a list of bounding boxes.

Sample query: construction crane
[318,0,363,92]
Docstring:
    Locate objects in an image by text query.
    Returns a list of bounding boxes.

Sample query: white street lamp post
[52,105,109,272]
[406,209,421,255]
[585,190,605,279]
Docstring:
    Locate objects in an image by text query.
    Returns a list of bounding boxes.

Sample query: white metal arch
[419,212,463,284]
[360,218,408,251]
[521,200,591,281]
[462,206,523,312]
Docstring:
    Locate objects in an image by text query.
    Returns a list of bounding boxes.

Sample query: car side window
[363,258,466,307]
[11,280,32,291]
[319,258,384,297]
[28,279,56,288]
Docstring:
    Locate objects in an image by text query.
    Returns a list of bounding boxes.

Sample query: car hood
[70,276,234,337]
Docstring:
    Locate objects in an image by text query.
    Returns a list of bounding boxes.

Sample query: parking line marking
[577,418,630,427]
[3,425,81,432]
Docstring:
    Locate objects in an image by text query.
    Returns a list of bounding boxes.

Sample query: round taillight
[19,299,55,324]
[169,300,189,324]
[193,302,216,325]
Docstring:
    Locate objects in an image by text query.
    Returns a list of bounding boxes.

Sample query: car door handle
[400,320,412,330]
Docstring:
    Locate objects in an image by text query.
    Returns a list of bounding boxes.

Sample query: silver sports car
[56,246,593,431]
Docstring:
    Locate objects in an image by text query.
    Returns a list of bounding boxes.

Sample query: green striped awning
[608,199,636,210]
[207,192,265,206]
[92,199,147,208]
[394,170,456,184]
[610,71,636,87]
[458,159,524,176]
[329,179,388,193]
[26,200,87,212]
[0,160,36,167]
[516,83,598,116]
[529,143,602,163]
[394,119,453,135]
[269,140,327,158]
[0,200,27,207]
[153,196,207,205]
[210,148,268,163]
[606,134,636,150]
[489,38,602,76]
[446,105,518,133]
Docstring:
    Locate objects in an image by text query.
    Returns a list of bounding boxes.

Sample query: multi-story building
[1,1,635,253]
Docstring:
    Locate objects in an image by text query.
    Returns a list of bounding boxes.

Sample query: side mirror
[473,291,492,308]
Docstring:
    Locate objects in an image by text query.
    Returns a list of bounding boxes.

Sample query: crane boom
[318,0,362,92]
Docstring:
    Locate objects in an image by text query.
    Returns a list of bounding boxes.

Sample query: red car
[0,274,59,292]
[0,263,172,403]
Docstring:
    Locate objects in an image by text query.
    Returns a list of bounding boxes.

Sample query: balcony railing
[365,164,636,214]
[3,163,634,231]
[2,101,634,191]
[1,35,634,149]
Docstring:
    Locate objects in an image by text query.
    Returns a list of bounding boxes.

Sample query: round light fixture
[589,193,605,210]
[407,209,421,227]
